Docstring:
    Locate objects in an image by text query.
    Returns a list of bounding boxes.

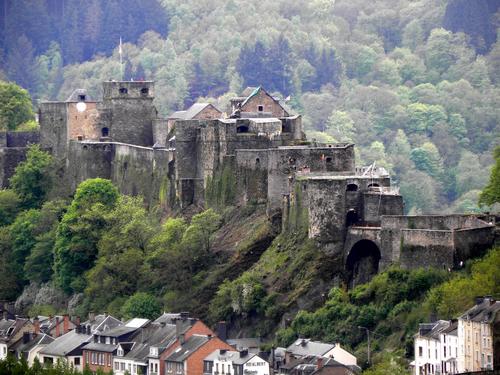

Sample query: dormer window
[119,88,128,94]
[117,348,124,357]
[150,347,158,356]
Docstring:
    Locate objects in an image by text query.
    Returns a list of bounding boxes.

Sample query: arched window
[101,127,109,137]
[346,209,358,226]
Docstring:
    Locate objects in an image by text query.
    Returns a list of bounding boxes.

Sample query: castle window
[119,87,128,94]
[141,87,149,95]
[346,209,358,226]
[78,95,86,101]
[255,158,260,166]
[367,183,380,190]
[326,157,332,163]
[101,127,109,137]
[258,105,264,112]
[346,183,358,192]
[237,125,249,133]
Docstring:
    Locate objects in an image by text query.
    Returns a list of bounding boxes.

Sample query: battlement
[102,81,154,100]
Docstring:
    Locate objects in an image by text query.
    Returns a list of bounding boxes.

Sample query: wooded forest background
[1,0,500,214]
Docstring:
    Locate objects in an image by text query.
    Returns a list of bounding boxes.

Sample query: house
[9,332,54,366]
[203,349,270,375]
[285,339,357,368]
[148,314,216,375]
[0,317,35,360]
[310,357,360,375]
[39,325,93,371]
[82,318,148,373]
[458,296,500,372]
[39,315,77,338]
[164,334,234,375]
[230,87,289,118]
[413,320,458,375]
[279,355,360,375]
[167,103,223,133]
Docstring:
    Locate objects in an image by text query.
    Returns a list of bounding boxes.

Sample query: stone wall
[235,149,269,205]
[39,102,68,160]
[5,131,40,147]
[454,226,495,263]
[363,193,404,224]
[0,148,29,187]
[67,102,100,140]
[398,229,455,269]
[381,215,488,230]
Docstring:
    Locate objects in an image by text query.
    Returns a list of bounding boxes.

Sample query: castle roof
[168,103,221,120]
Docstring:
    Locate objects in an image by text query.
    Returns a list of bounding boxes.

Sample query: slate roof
[40,330,91,357]
[168,110,187,120]
[82,314,123,333]
[417,320,451,340]
[241,87,259,97]
[100,325,138,338]
[168,103,221,121]
[286,339,335,357]
[122,322,177,361]
[205,350,257,365]
[165,335,209,362]
[154,313,182,324]
[10,333,54,354]
[226,338,262,351]
[82,342,118,353]
[459,298,500,323]
[0,319,15,335]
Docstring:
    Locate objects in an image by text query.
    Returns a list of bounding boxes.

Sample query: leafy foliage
[9,145,54,209]
[121,292,162,320]
[479,146,500,207]
[0,81,34,130]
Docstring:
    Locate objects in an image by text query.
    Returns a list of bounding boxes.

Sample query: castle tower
[101,81,155,146]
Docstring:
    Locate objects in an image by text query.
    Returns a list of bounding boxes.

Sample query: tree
[183,209,222,253]
[405,103,447,135]
[479,146,500,207]
[326,111,356,143]
[0,190,21,227]
[410,142,443,178]
[54,178,119,293]
[9,145,54,209]
[5,35,40,95]
[121,292,161,320]
[0,80,35,131]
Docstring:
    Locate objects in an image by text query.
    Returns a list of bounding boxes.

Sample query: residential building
[39,326,93,371]
[279,356,359,375]
[458,297,500,372]
[10,332,54,366]
[164,334,234,375]
[413,320,458,375]
[226,338,263,354]
[82,318,148,373]
[0,317,35,360]
[310,357,359,375]
[203,349,270,375]
[148,314,215,375]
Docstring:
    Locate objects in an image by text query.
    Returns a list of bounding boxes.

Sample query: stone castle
[0,81,495,286]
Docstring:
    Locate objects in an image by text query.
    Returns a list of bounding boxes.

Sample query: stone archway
[346,239,381,288]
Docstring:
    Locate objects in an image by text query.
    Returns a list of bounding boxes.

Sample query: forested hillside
[1,0,499,214]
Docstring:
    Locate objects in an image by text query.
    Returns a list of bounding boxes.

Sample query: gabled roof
[165,335,210,363]
[11,333,54,354]
[40,330,91,357]
[286,339,335,357]
[459,298,500,323]
[123,322,177,361]
[241,87,259,97]
[417,320,451,340]
[82,342,118,353]
[0,319,15,335]
[226,338,262,351]
[154,313,182,324]
[168,103,221,121]
[204,350,257,365]
[82,314,123,334]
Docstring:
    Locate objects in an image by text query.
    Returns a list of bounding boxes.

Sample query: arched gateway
[346,240,381,288]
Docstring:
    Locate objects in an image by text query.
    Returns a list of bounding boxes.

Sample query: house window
[258,105,263,112]
[418,346,423,357]
[141,87,149,95]
[119,88,128,94]
[121,362,125,371]
[444,347,446,357]
[74,357,80,366]
[116,362,120,370]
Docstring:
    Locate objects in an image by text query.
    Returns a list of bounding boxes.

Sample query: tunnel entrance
[346,240,381,288]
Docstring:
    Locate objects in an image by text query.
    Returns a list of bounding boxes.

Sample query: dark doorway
[101,127,109,137]
[346,209,358,226]
[346,240,381,288]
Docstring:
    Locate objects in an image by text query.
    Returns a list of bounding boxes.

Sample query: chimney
[76,325,81,334]
[179,333,185,345]
[180,312,189,319]
[175,319,183,338]
[75,316,81,326]
[316,357,323,369]
[86,325,91,335]
[88,312,95,322]
[475,296,484,306]
[3,311,7,320]
[216,321,227,341]
[34,317,40,335]
[55,317,60,337]
[240,349,248,358]
[63,314,70,334]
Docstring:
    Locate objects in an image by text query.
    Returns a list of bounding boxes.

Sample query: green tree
[410,142,443,178]
[479,146,500,207]
[405,103,447,134]
[9,145,54,209]
[0,80,35,130]
[326,111,356,143]
[0,190,21,226]
[183,209,222,253]
[121,292,161,320]
[54,178,119,293]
